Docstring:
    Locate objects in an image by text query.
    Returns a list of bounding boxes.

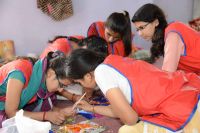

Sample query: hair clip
[52,51,65,58]
[52,51,59,58]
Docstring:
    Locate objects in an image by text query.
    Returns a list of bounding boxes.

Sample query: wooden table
[52,100,122,133]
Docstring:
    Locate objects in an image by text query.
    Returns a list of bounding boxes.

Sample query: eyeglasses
[54,72,67,88]
[57,78,67,88]
[136,23,149,32]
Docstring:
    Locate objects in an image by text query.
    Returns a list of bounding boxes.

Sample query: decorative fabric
[37,0,73,21]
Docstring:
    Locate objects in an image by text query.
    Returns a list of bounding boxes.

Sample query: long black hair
[46,51,68,79]
[132,3,167,63]
[105,11,132,56]
[65,49,106,79]
[78,35,108,56]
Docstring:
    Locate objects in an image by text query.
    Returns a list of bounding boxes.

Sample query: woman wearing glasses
[87,11,138,57]
[132,3,200,76]
[0,51,75,127]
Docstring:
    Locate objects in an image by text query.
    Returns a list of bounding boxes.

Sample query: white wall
[154,0,193,23]
[193,0,200,19]
[0,0,193,55]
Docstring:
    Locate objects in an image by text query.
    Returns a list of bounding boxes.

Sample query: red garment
[0,59,36,103]
[88,21,137,56]
[40,35,84,58]
[104,55,200,131]
[165,21,200,76]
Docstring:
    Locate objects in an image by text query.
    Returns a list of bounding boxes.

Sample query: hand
[45,110,66,125]
[60,106,76,117]
[77,100,93,112]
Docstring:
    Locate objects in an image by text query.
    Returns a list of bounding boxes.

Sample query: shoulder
[166,21,188,32]
[8,70,26,83]
[54,38,68,44]
[95,64,122,80]
[165,32,181,40]
[104,54,123,63]
[2,59,32,70]
[165,21,186,41]
[89,21,104,29]
[95,64,114,76]
[91,21,104,25]
[94,64,122,94]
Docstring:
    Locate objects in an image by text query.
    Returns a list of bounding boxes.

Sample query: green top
[0,71,25,96]
[0,59,44,110]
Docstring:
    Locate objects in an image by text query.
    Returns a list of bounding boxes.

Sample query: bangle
[43,112,46,121]
[72,93,76,102]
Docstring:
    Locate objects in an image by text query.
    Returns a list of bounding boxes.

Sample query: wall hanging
[37,0,73,21]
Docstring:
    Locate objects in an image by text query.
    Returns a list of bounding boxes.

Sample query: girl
[132,3,200,75]
[65,49,200,132]
[59,35,109,102]
[0,52,74,127]
[40,35,85,58]
[88,11,137,57]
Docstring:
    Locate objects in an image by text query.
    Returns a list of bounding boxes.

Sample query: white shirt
[94,64,132,104]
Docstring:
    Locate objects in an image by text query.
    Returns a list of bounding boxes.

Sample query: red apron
[40,35,84,58]
[165,21,200,76]
[0,59,36,103]
[104,55,200,131]
[88,21,138,56]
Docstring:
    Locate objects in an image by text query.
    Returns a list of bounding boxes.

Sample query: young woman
[87,11,137,57]
[65,49,200,132]
[59,35,109,102]
[132,3,200,76]
[40,35,85,58]
[0,52,75,127]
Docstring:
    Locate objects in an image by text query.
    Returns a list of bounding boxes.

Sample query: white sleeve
[94,64,119,95]
[94,64,132,104]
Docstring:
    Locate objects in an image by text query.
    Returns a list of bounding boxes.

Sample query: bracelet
[43,112,46,121]
[71,93,76,102]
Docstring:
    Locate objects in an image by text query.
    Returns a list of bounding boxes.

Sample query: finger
[53,120,61,125]
[76,105,83,109]
[78,100,85,104]
[57,117,65,124]
[56,113,65,120]
[56,121,62,125]
[72,111,76,116]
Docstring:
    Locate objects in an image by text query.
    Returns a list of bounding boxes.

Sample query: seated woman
[40,35,85,58]
[88,11,138,57]
[0,51,75,127]
[65,49,200,132]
